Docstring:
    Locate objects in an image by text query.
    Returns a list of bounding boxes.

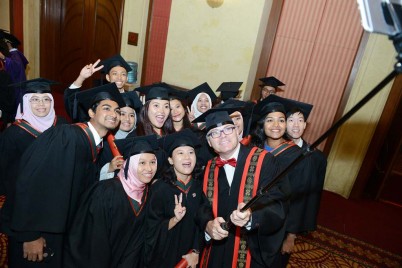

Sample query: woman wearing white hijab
[0,79,67,267]
[64,135,158,268]
[187,82,217,130]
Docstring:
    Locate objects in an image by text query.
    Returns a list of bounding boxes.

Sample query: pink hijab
[15,93,56,132]
[118,154,156,203]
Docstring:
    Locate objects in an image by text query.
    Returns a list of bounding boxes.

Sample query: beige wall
[120,0,149,90]
[162,0,271,98]
[325,33,396,198]
[0,0,10,30]
[23,0,40,79]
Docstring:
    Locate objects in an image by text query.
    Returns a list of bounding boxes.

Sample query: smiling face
[106,66,128,92]
[230,111,244,137]
[170,99,186,123]
[89,99,121,136]
[207,124,239,159]
[119,106,136,132]
[148,99,170,130]
[136,153,157,184]
[263,111,286,141]
[197,93,211,113]
[286,112,306,140]
[169,145,196,181]
[29,93,52,117]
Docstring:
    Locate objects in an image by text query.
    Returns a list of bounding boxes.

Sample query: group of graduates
[0,53,327,268]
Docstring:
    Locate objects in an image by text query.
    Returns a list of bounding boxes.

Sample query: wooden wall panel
[143,0,172,85]
[266,0,363,150]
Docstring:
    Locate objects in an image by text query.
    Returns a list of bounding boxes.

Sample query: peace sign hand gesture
[173,193,187,222]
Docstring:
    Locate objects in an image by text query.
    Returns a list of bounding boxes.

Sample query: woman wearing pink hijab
[64,135,159,268]
[0,78,67,267]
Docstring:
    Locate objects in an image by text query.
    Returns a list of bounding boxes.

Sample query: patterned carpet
[289,225,402,268]
[0,194,401,268]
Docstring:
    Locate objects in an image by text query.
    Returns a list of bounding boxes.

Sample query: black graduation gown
[64,178,148,268]
[0,117,67,232]
[299,140,327,231]
[144,178,209,267]
[9,123,101,267]
[196,145,289,268]
[272,144,314,234]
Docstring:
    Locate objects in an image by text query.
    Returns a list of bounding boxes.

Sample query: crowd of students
[0,53,327,268]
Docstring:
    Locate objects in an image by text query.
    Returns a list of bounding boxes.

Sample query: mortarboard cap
[74,83,125,116]
[192,109,234,132]
[187,82,217,103]
[168,87,188,100]
[216,82,242,101]
[145,86,170,102]
[254,94,313,121]
[259,76,285,88]
[159,129,200,156]
[0,29,21,47]
[9,78,58,114]
[115,134,158,159]
[100,54,132,74]
[121,91,143,112]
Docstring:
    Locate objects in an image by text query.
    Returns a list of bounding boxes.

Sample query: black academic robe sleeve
[10,124,98,241]
[64,179,147,268]
[144,179,208,267]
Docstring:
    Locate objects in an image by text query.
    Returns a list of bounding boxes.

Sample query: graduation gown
[144,178,209,267]
[0,117,67,232]
[271,143,314,234]
[299,140,327,231]
[196,145,289,268]
[8,123,101,267]
[64,178,149,268]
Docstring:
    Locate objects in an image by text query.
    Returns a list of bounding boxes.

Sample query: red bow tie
[215,157,237,168]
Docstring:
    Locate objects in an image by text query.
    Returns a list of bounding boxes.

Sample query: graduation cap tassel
[220,69,399,231]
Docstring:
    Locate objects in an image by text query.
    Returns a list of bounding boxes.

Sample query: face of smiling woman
[29,93,52,117]
[196,93,211,113]
[263,111,286,142]
[136,153,157,184]
[168,146,196,181]
[148,99,170,130]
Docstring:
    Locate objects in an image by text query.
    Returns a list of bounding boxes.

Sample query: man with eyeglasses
[193,109,289,268]
[7,83,125,267]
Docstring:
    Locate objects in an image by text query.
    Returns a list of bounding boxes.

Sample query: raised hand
[174,193,187,222]
[73,59,104,87]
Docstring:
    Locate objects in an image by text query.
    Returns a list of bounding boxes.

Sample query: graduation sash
[75,123,99,163]
[13,118,58,138]
[270,141,297,156]
[201,147,267,268]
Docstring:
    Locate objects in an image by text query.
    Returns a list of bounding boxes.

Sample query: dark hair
[136,100,174,136]
[170,97,191,131]
[161,157,203,185]
[286,107,306,121]
[250,111,290,148]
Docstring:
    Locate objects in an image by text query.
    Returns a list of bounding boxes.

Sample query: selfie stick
[221,32,402,230]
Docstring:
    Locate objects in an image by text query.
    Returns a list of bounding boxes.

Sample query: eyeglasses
[207,126,236,139]
[29,97,52,104]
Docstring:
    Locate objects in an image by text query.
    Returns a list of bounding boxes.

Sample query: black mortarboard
[168,87,188,100]
[255,94,313,121]
[259,76,285,88]
[159,129,201,156]
[187,82,217,103]
[121,91,143,112]
[9,78,58,113]
[216,82,242,101]
[101,54,132,74]
[115,134,158,159]
[143,86,169,102]
[215,99,246,111]
[74,83,125,117]
[192,109,234,131]
[0,29,21,47]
